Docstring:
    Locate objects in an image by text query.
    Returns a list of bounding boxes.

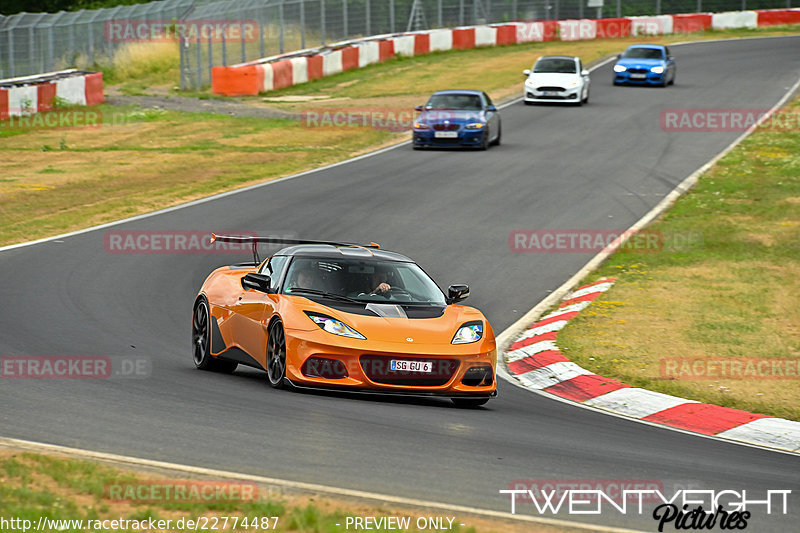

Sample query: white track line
[0,436,645,533]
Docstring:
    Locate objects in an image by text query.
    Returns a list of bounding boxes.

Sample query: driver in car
[368,270,391,295]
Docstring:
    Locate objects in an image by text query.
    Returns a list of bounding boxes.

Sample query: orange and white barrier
[0,70,104,119]
[212,8,800,96]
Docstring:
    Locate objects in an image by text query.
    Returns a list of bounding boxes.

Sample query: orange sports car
[192,235,497,407]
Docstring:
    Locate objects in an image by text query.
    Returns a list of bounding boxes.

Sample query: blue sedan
[412,90,501,150]
[613,44,676,87]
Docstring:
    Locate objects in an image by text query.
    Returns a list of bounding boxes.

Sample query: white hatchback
[523,56,590,106]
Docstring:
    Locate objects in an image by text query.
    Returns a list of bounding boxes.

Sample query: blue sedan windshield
[623,48,665,59]
[425,94,482,111]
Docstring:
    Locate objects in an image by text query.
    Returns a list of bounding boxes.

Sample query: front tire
[266,320,287,389]
[479,129,490,151]
[192,298,237,373]
[492,124,502,146]
[452,397,490,408]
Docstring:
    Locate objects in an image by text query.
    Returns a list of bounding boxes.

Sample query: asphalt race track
[1,36,799,531]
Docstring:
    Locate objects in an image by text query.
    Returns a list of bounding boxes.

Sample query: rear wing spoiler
[210,233,380,264]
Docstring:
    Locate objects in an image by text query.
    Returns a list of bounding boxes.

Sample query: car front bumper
[283,327,497,397]
[412,128,487,147]
[524,86,582,103]
[614,71,666,85]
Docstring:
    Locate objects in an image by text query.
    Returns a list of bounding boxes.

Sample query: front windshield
[622,47,664,60]
[533,58,577,73]
[283,257,447,305]
[425,93,482,111]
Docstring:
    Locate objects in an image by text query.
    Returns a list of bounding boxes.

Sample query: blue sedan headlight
[306,313,366,339]
[452,321,483,344]
[464,123,485,130]
[613,64,627,73]
[413,122,430,130]
[651,66,665,74]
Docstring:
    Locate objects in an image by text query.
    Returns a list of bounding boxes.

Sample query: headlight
[613,64,627,73]
[651,66,665,74]
[413,122,430,130]
[566,80,580,89]
[306,313,365,339]
[464,123,485,130]
[525,79,535,87]
[452,321,483,344]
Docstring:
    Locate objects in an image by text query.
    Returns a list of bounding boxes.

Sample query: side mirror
[616,53,622,59]
[668,56,674,61]
[486,105,497,112]
[447,284,470,304]
[242,272,272,293]
[581,69,589,77]
[522,69,531,77]
[414,105,423,111]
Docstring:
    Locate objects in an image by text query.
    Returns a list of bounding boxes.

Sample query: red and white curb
[503,279,800,453]
[0,69,104,120]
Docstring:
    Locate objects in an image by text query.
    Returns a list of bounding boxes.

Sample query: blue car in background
[412,90,501,150]
[613,44,676,87]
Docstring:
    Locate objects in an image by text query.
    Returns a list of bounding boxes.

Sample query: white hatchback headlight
[566,80,580,88]
[613,64,627,73]
[452,322,483,344]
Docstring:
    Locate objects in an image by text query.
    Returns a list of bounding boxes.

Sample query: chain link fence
[1,0,797,85]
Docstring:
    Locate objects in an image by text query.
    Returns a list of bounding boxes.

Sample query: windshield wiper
[289,288,364,304]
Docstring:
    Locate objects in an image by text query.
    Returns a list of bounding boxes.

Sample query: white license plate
[390,360,433,373]
[543,91,558,96]
[630,74,646,79]
[434,131,458,138]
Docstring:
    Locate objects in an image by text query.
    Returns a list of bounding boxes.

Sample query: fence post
[321,0,326,45]
[343,0,348,39]
[221,29,226,66]
[279,1,285,53]
[179,35,185,91]
[196,31,202,88]
[697,0,702,13]
[366,0,371,36]
[459,0,464,26]
[656,0,661,16]
[259,17,265,58]
[438,0,443,27]
[616,0,621,18]
[207,37,212,88]
[300,0,306,49]
[390,0,395,33]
